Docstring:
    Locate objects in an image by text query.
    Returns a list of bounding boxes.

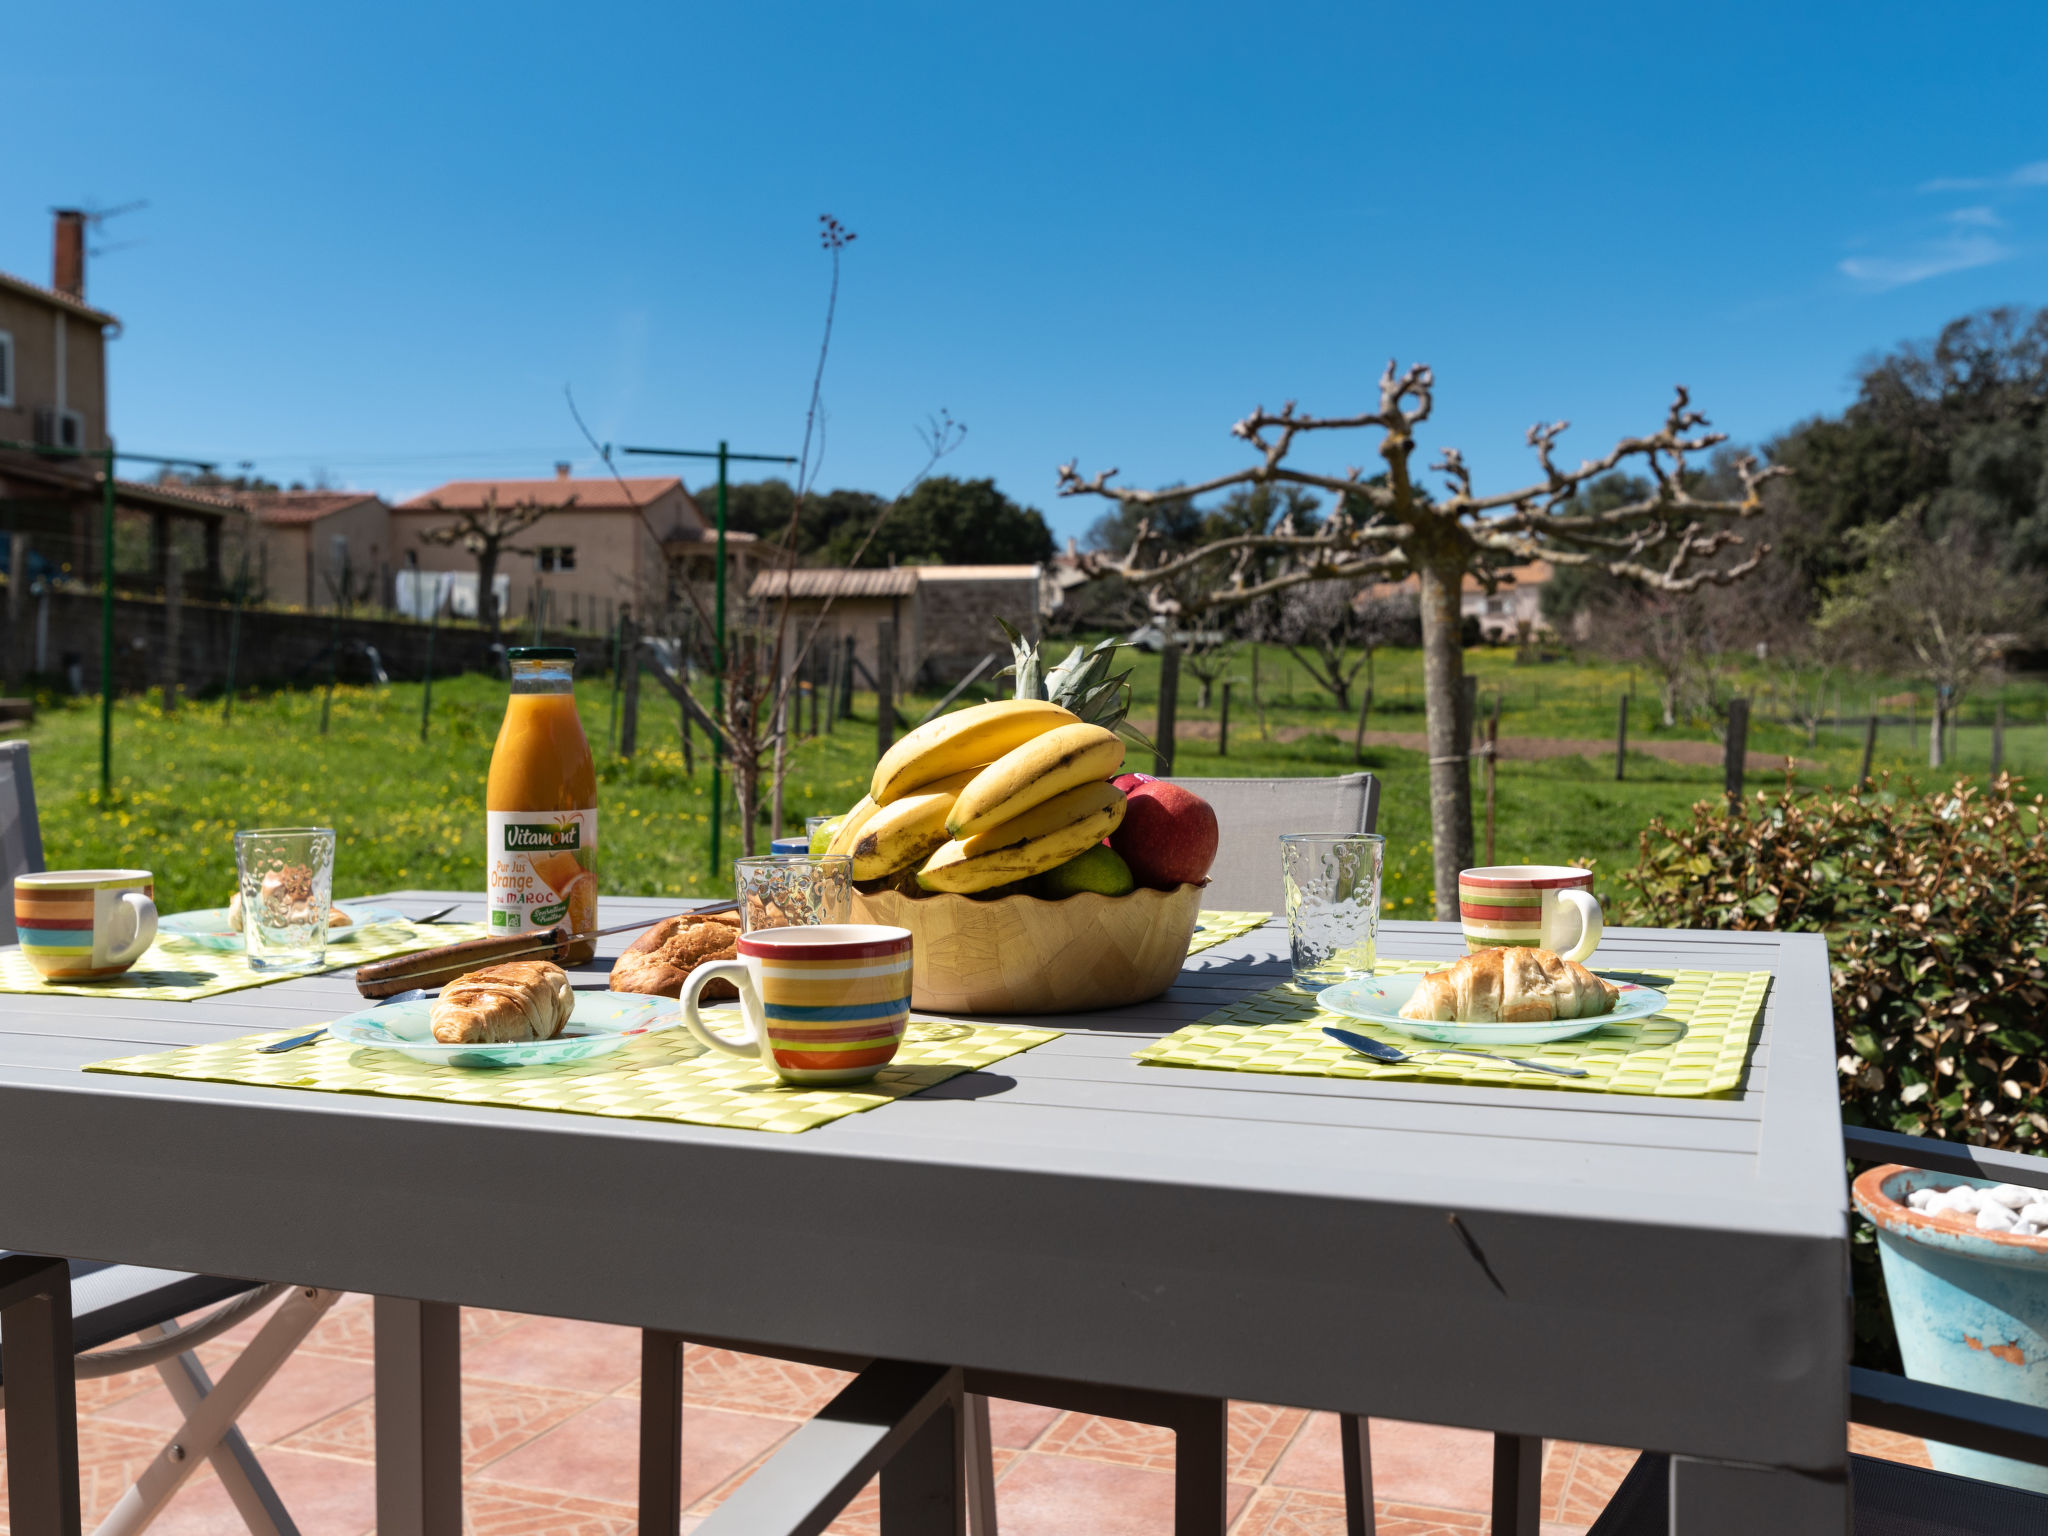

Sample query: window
[537,546,576,572]
[0,330,13,406]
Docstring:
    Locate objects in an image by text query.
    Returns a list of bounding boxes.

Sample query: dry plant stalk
[1059,364,1786,917]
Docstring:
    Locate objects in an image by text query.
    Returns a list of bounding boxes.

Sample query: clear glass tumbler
[734,854,853,933]
[234,826,337,972]
[1280,832,1385,990]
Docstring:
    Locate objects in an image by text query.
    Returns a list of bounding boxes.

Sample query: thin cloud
[1946,205,2003,228]
[1918,159,2048,193]
[1840,232,2013,291]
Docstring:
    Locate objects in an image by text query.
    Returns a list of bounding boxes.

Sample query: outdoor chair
[0,1254,343,1536]
[1170,772,1380,911]
[1,738,45,944]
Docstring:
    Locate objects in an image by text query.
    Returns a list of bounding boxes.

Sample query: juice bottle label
[486,810,598,936]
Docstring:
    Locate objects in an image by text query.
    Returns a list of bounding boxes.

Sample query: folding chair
[0,1254,343,1536]
[1171,772,1381,911]
[1,738,45,943]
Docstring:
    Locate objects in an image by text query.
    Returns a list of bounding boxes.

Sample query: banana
[947,722,1125,838]
[870,699,1078,805]
[824,795,879,859]
[848,769,978,880]
[917,781,1127,894]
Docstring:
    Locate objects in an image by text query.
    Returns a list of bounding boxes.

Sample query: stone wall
[0,585,611,696]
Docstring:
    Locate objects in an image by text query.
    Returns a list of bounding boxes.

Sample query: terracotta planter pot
[1853,1164,2048,1492]
[850,881,1205,1015]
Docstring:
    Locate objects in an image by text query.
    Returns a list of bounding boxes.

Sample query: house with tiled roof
[393,466,755,632]
[0,211,239,597]
[242,491,392,608]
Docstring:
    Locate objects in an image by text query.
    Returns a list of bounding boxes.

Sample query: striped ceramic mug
[14,869,159,979]
[681,923,913,1086]
[1457,865,1603,961]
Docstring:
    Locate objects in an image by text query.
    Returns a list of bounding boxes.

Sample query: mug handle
[1551,889,1603,964]
[682,960,766,1062]
[108,893,158,968]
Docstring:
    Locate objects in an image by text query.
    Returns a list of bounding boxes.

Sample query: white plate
[326,992,674,1068]
[1317,971,1671,1046]
[158,903,410,952]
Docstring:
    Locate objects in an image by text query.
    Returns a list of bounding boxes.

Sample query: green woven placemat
[1,922,493,1002]
[1134,958,1771,1097]
[85,1015,1058,1134]
[1188,911,1273,955]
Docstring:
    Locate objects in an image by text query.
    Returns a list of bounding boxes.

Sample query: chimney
[554,462,572,482]
[52,210,86,299]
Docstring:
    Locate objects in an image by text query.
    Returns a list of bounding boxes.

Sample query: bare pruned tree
[1058,364,1784,917]
[414,489,551,638]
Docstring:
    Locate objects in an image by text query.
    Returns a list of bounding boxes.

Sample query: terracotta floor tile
[0,1417,181,1531]
[464,1316,641,1395]
[465,1487,638,1535]
[72,1367,166,1415]
[992,1450,1251,1534]
[1373,1502,1489,1536]
[142,1445,377,1536]
[1545,1441,1638,1525]
[294,1298,378,1363]
[276,1377,599,1471]
[822,1472,880,1535]
[985,1396,1062,1449]
[1035,1410,1177,1469]
[1271,1415,1492,1513]
[94,1350,374,1446]
[478,1396,794,1508]
[1231,1402,1310,1483]
[1230,1484,1348,1536]
[681,1345,854,1416]
[1851,1423,1935,1467]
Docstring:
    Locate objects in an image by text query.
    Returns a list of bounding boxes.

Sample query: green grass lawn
[17,649,2040,920]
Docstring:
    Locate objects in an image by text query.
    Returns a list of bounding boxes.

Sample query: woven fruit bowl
[850,880,1205,1015]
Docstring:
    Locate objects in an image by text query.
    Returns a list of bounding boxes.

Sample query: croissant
[1398,947,1619,1024]
[431,960,576,1044]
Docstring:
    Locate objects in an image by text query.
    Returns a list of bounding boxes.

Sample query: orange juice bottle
[487,646,599,963]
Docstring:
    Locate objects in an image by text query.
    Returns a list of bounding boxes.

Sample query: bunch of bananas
[825,698,1129,894]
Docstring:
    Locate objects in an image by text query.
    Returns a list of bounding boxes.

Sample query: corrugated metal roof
[904,564,1042,581]
[750,568,919,599]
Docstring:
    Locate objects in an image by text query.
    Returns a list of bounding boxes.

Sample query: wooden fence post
[619,615,641,758]
[1482,703,1500,865]
[1614,694,1628,781]
[1724,697,1750,809]
[1218,681,1231,758]
[1991,699,2006,778]
[1154,636,1180,776]
[840,634,856,721]
[1857,714,1878,793]
[418,591,439,742]
[161,548,181,714]
[876,622,897,759]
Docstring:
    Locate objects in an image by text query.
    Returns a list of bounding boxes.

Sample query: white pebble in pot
[1978,1204,2019,1232]
[1986,1184,2037,1210]
[2022,1204,2048,1228]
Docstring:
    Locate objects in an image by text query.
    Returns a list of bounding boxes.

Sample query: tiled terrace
[0,1293,1930,1535]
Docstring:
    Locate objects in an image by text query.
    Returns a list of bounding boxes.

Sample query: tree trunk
[1928,694,1944,769]
[1197,676,1213,710]
[1418,556,1474,920]
[477,547,500,638]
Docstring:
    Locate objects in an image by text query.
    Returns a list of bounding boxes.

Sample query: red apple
[1110,774,1218,887]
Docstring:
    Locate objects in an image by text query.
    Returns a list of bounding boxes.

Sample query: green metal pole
[710,441,727,880]
[100,442,116,802]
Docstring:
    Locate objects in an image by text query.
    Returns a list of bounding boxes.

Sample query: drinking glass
[733,855,853,933]
[1280,832,1384,989]
[234,827,337,972]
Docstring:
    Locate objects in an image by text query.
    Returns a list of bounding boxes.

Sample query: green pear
[1032,844,1136,899]
[809,816,844,857]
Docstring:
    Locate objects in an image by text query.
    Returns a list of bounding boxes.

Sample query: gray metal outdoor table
[0,893,1850,1533]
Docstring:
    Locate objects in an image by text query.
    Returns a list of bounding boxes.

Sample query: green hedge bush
[1619,774,2048,1146]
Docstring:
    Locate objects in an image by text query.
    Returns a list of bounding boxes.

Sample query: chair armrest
[1851,1366,2048,1467]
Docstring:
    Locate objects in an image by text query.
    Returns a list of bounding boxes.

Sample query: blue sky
[8,1,2047,542]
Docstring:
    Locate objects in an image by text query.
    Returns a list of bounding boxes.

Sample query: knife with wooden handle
[353,902,738,998]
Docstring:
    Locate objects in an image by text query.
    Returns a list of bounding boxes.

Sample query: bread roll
[608,912,743,999]
[431,960,575,1044]
[1397,947,1618,1024]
